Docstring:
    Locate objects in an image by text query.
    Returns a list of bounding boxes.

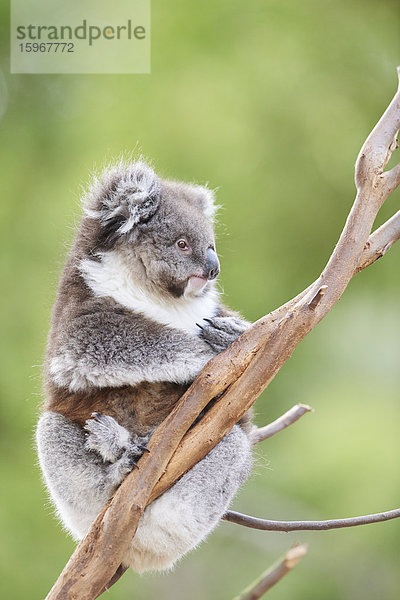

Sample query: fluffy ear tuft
[84,161,161,242]
[188,184,219,220]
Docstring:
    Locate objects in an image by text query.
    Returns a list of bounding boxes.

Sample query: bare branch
[249,404,313,445]
[381,162,400,195]
[223,508,400,531]
[355,66,400,187]
[232,544,308,600]
[356,210,400,272]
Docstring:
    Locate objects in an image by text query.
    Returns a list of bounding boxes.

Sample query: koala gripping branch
[46,69,400,600]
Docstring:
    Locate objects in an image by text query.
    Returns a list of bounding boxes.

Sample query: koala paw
[84,413,150,465]
[198,316,250,353]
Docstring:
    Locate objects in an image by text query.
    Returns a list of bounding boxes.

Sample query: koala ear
[84,161,161,242]
[188,184,219,220]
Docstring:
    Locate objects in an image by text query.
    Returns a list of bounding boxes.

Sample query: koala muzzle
[205,248,220,280]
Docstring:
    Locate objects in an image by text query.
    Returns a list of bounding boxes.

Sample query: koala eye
[176,239,190,252]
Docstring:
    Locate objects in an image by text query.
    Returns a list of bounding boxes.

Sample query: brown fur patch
[44,380,189,437]
[44,379,252,439]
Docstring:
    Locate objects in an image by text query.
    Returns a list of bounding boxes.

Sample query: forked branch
[46,69,400,600]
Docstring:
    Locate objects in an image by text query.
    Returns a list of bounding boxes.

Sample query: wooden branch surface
[46,69,400,600]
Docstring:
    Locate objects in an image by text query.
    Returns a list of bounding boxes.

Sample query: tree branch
[149,197,400,500]
[232,544,308,600]
[249,404,313,445]
[45,69,400,600]
[223,508,400,531]
[356,209,400,272]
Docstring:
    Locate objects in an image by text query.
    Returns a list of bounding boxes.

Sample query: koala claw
[126,455,140,469]
[199,316,250,353]
[138,444,151,453]
[203,318,215,326]
[123,441,150,470]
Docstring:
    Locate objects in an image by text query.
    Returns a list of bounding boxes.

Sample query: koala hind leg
[84,412,150,465]
[123,424,252,573]
[36,411,146,540]
[37,413,252,572]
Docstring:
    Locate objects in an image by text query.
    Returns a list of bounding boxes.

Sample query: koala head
[83,161,220,300]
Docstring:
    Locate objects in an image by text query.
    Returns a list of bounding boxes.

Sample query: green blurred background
[0,1,399,598]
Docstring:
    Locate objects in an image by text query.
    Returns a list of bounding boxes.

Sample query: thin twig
[223,508,400,531]
[232,544,308,600]
[250,404,313,445]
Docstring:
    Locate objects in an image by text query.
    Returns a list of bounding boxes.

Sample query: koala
[36,160,253,574]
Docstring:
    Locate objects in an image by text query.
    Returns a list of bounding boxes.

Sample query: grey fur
[37,160,253,573]
[48,298,217,392]
[84,413,151,463]
[84,161,162,243]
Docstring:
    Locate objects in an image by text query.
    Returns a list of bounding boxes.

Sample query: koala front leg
[48,307,218,392]
[36,411,147,540]
[199,315,251,353]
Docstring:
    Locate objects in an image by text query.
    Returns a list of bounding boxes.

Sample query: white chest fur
[79,251,219,334]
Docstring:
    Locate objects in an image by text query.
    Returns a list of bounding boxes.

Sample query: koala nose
[205,248,220,280]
